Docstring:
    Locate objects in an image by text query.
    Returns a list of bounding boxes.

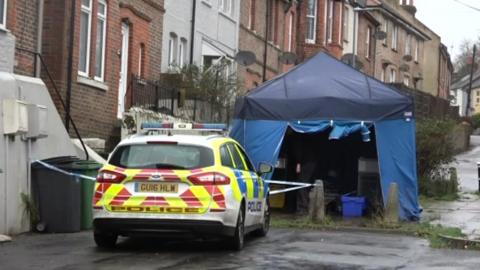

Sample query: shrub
[416,119,457,198]
[471,114,480,129]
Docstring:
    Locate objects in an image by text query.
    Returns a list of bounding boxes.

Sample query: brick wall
[6,0,40,76]
[238,0,297,93]
[296,0,343,61]
[41,0,165,151]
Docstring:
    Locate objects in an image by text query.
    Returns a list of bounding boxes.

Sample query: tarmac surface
[1,228,480,270]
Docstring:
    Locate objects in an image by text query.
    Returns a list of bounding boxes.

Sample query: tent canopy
[235,52,413,121]
[231,52,420,221]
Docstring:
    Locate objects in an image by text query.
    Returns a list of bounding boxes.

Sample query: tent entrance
[271,126,383,216]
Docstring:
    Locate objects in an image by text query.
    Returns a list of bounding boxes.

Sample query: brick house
[40,0,165,150]
[238,0,298,92]
[342,1,380,77]
[296,0,344,61]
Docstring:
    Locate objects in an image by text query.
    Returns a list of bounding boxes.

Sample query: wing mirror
[257,162,273,175]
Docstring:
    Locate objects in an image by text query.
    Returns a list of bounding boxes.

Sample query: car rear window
[109,144,214,169]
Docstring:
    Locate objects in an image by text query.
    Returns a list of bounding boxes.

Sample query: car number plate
[135,182,178,193]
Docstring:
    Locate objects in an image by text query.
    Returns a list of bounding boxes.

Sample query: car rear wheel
[228,204,245,250]
[94,232,118,248]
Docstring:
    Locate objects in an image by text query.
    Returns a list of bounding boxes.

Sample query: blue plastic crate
[341,195,366,217]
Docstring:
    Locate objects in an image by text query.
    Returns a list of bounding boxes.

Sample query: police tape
[265,180,319,195]
[32,160,97,181]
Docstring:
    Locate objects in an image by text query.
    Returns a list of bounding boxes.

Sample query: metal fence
[130,75,231,123]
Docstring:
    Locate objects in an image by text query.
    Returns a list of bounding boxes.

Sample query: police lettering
[247,201,262,212]
[110,206,200,213]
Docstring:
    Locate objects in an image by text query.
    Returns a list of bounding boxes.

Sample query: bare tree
[453,37,480,81]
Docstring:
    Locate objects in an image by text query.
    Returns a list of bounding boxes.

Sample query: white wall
[0,73,77,235]
[161,0,193,72]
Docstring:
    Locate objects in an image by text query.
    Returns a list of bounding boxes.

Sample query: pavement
[422,135,480,239]
[1,228,480,270]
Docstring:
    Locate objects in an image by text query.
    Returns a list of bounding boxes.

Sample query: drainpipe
[65,0,76,132]
[35,0,44,78]
[189,0,196,65]
[262,0,270,82]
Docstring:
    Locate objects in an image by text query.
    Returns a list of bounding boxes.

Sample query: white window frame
[168,33,178,68]
[414,38,419,62]
[338,3,342,44]
[248,0,254,29]
[179,39,187,67]
[382,18,388,46]
[403,75,410,86]
[405,33,411,56]
[219,0,232,16]
[94,0,107,81]
[327,0,334,43]
[342,6,349,42]
[0,0,7,29]
[381,67,386,82]
[138,44,144,76]
[79,0,93,76]
[390,68,396,83]
[305,0,317,44]
[366,26,371,59]
[392,24,398,51]
[288,11,294,51]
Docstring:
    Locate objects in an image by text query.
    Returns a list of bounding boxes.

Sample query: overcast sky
[415,0,480,60]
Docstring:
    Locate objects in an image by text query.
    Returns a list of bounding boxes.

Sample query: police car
[92,122,272,250]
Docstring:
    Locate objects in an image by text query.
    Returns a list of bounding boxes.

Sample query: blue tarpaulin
[231,52,419,220]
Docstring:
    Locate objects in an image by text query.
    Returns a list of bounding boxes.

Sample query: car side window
[227,143,247,171]
[220,145,234,168]
[234,144,256,172]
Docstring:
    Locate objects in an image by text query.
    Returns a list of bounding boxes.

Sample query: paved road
[1,229,479,270]
[453,135,480,192]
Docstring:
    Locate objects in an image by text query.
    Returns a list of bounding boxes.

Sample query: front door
[117,22,129,119]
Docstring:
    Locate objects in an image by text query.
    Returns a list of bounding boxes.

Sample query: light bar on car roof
[141,122,227,131]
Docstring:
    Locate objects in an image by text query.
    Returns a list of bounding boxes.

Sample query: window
[381,66,386,82]
[235,144,256,172]
[168,33,177,68]
[390,68,397,83]
[94,0,107,81]
[326,0,334,43]
[220,145,234,168]
[0,0,6,29]
[227,144,246,171]
[403,75,410,86]
[219,0,232,16]
[414,38,419,62]
[342,6,349,42]
[179,38,187,67]
[248,0,255,30]
[382,18,388,46]
[138,43,145,77]
[306,0,317,43]
[405,33,411,56]
[392,24,398,51]
[79,0,92,76]
[366,26,371,59]
[109,144,214,169]
[288,11,294,51]
[267,0,277,43]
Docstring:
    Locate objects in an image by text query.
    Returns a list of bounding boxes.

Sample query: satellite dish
[279,52,298,65]
[341,53,364,70]
[234,51,256,66]
[399,64,410,72]
[374,31,387,40]
[403,54,413,62]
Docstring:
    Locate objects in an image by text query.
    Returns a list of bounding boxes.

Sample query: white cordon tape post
[265,180,320,195]
[32,160,97,181]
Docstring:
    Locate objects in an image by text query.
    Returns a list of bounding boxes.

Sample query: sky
[415,0,480,60]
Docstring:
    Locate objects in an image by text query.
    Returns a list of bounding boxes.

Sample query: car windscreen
[109,144,214,169]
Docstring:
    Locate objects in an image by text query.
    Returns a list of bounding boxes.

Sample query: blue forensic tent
[231,52,420,221]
